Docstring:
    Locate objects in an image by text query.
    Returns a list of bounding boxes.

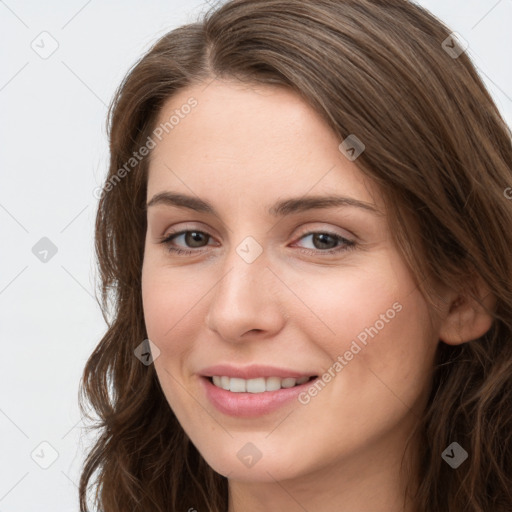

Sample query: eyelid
[160,221,355,242]
[293,223,355,242]
[158,228,218,247]
[159,228,352,245]
[157,220,214,239]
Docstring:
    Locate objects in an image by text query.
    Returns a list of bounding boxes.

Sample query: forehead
[147,79,381,211]
[152,80,328,157]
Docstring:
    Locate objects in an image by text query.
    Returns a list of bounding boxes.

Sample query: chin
[198,443,307,483]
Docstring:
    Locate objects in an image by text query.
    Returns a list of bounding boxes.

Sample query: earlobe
[438,287,496,346]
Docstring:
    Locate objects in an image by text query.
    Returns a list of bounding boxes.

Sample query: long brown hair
[79,1,512,510]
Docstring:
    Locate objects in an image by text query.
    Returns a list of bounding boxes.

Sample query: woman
[79,1,512,511]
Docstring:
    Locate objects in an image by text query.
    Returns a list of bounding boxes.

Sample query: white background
[1,1,511,510]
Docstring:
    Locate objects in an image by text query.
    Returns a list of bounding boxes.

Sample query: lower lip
[201,376,317,418]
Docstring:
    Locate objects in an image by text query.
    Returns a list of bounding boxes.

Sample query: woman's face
[141,79,440,484]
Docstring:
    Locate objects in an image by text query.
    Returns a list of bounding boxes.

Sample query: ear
[438,277,496,346]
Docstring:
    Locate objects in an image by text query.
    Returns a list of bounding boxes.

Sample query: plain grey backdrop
[1,0,511,510]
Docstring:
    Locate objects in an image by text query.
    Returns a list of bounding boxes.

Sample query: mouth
[207,375,318,393]
[200,372,320,418]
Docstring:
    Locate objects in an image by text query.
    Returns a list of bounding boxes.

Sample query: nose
[204,246,287,343]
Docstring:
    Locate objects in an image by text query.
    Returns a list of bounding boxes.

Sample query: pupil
[314,233,336,249]
[186,231,207,248]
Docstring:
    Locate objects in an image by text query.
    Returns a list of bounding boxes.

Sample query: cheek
[320,290,435,453]
[141,265,206,420]
[286,254,405,354]
[286,261,435,461]
[289,249,435,398]
[141,261,207,349]
[141,268,201,407]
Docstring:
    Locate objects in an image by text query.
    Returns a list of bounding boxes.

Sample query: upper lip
[199,364,317,380]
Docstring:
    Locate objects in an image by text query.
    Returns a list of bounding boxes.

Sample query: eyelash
[158,229,356,257]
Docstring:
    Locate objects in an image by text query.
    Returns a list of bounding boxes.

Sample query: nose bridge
[205,238,286,339]
[214,239,272,310]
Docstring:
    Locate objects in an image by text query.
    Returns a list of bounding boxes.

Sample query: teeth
[210,376,313,393]
[281,377,296,388]
[230,378,246,393]
[246,377,266,393]
[266,376,281,391]
[221,376,230,390]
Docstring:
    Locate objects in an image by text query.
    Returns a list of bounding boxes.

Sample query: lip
[199,370,319,418]
[199,364,315,380]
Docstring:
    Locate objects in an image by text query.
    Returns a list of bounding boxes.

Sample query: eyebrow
[145,192,381,216]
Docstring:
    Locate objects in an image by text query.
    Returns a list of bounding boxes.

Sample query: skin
[141,79,494,512]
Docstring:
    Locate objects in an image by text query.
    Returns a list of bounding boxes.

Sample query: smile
[210,375,315,393]
[200,374,319,417]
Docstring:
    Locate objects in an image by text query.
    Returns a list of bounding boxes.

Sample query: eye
[292,231,356,255]
[158,230,215,255]
[158,229,356,256]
